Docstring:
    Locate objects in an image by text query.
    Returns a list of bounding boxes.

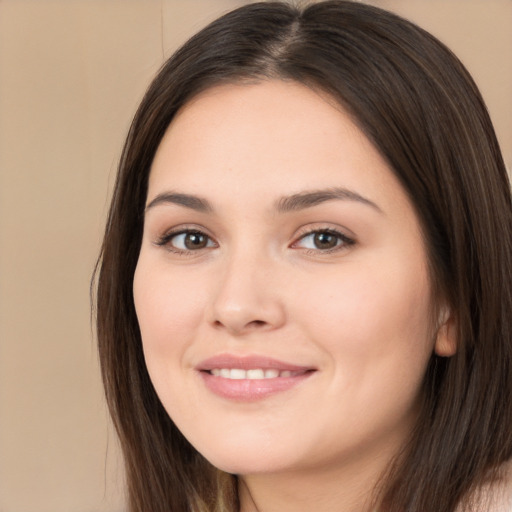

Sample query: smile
[197,354,316,401]
[208,368,304,379]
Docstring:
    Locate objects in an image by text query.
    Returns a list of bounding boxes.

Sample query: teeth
[264,369,279,378]
[209,368,298,379]
[247,369,265,379]
[230,369,246,380]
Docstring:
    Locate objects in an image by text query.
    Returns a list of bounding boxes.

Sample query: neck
[238,447,395,512]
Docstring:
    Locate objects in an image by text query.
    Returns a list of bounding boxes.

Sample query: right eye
[156,229,216,253]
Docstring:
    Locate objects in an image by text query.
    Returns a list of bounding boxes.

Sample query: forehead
[147,80,407,216]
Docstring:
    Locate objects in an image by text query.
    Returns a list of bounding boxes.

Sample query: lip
[196,353,316,401]
[197,353,313,372]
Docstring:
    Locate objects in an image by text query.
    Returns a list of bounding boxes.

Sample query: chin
[207,457,288,476]
[193,437,293,476]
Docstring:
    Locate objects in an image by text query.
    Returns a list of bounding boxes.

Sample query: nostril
[249,320,267,328]
[212,318,269,334]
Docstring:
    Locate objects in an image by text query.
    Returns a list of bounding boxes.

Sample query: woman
[94,1,512,511]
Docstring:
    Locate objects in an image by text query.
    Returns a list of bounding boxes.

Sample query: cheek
[298,256,434,377]
[133,260,206,367]
[295,260,434,441]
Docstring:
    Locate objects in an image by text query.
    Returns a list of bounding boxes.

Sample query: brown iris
[184,232,209,250]
[313,232,339,249]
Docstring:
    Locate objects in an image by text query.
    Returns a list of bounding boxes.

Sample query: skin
[133,81,455,512]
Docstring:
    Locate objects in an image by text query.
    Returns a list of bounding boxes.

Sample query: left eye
[167,231,215,251]
[294,230,352,251]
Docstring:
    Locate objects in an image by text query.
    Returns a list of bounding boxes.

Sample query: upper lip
[196,353,315,372]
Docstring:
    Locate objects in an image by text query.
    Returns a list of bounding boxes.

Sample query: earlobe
[434,307,457,357]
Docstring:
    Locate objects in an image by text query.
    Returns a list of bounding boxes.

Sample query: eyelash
[155,227,216,255]
[154,226,355,256]
[292,228,355,254]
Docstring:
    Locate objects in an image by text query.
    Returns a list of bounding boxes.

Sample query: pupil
[314,232,337,249]
[185,233,207,249]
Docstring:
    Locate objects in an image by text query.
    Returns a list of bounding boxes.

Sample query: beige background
[0,1,510,511]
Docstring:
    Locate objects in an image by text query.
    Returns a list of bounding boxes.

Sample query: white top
[466,461,512,511]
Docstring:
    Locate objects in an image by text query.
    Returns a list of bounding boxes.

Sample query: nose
[208,250,286,336]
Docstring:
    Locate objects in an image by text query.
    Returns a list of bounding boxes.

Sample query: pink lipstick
[196,354,316,401]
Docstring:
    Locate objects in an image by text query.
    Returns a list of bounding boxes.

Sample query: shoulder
[469,460,512,512]
[496,461,512,512]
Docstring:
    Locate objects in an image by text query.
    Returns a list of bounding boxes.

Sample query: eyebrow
[145,192,213,213]
[275,187,382,213]
[145,187,382,215]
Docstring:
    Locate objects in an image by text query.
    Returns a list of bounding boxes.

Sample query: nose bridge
[209,239,285,334]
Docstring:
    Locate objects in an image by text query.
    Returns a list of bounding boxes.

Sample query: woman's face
[133,81,453,478]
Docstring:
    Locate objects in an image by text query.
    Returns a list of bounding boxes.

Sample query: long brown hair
[94,2,512,511]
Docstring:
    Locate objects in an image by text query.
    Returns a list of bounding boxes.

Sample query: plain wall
[0,1,510,511]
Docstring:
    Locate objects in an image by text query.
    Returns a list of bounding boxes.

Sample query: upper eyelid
[293,223,356,240]
[158,223,213,237]
[292,229,354,247]
[153,225,216,246]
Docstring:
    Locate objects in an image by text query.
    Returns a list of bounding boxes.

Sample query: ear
[434,306,457,357]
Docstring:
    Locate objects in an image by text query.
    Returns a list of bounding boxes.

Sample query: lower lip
[199,371,314,401]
